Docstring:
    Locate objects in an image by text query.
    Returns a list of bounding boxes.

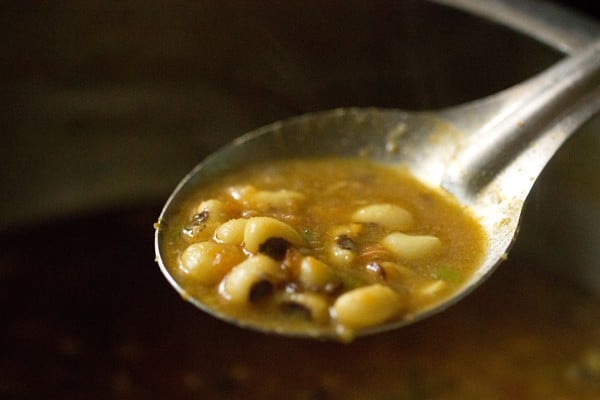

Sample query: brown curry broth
[162,158,487,335]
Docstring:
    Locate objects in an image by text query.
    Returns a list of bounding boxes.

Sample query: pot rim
[436,0,599,54]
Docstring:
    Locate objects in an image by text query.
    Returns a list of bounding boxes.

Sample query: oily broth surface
[161,157,487,336]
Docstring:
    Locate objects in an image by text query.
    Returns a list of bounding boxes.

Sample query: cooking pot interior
[1,1,599,399]
[1,0,562,229]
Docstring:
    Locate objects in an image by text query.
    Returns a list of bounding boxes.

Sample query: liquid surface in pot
[157,157,487,339]
[1,206,599,399]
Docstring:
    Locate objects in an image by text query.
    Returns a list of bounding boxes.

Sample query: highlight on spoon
[154,110,490,341]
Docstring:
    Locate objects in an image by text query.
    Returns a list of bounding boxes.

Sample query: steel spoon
[155,39,600,339]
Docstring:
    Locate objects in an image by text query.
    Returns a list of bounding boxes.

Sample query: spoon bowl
[155,40,600,339]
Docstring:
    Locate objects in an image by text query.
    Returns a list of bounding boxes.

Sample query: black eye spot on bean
[335,234,356,251]
[249,280,273,302]
[193,210,210,223]
[182,210,210,237]
[259,237,290,261]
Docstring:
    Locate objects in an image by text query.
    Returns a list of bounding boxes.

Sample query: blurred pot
[0,1,599,399]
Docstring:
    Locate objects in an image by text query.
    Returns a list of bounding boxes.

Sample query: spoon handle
[443,39,600,200]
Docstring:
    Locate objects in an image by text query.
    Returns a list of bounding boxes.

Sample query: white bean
[227,185,257,206]
[328,223,363,239]
[416,280,447,298]
[327,227,359,267]
[252,189,306,210]
[179,241,245,285]
[214,218,248,245]
[278,292,330,324]
[333,284,404,329]
[352,203,413,230]
[220,255,282,304]
[379,261,415,279]
[298,256,337,289]
[243,217,304,254]
[228,185,305,212]
[329,244,355,267]
[381,232,441,259]
[195,199,230,223]
[184,199,232,240]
